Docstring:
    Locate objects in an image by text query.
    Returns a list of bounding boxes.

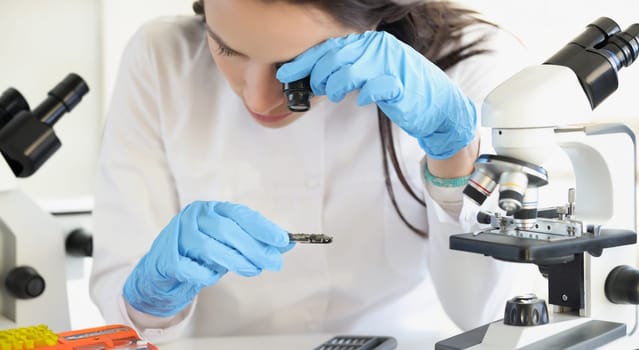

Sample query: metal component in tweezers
[288,233,333,244]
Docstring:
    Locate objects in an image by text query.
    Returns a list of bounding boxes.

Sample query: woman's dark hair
[193,0,492,238]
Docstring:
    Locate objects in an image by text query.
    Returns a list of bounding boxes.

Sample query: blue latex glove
[276,31,477,159]
[123,201,294,317]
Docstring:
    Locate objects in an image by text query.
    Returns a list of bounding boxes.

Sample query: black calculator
[313,335,397,350]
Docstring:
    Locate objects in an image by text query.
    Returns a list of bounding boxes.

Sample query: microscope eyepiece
[276,63,313,112]
[34,73,89,126]
[0,73,89,177]
[597,23,639,70]
[0,88,30,131]
[545,17,639,108]
[282,78,312,112]
[569,17,621,49]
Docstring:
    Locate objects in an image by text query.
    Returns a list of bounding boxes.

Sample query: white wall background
[0,0,638,331]
[0,0,637,208]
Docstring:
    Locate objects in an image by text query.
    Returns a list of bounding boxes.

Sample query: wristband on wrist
[423,163,471,188]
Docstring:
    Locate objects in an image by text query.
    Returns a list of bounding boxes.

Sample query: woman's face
[204,0,357,128]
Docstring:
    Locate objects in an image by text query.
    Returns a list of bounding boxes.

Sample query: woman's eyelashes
[216,43,237,57]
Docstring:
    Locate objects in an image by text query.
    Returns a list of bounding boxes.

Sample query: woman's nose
[243,63,285,114]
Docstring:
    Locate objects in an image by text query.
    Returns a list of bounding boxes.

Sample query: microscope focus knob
[5,266,46,299]
[605,265,639,304]
[504,294,549,326]
[65,228,93,257]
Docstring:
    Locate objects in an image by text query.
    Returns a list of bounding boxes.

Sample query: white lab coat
[90,15,542,344]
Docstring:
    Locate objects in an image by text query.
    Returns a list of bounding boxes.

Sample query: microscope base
[435,316,625,350]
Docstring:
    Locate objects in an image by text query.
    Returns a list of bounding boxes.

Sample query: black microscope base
[435,319,626,350]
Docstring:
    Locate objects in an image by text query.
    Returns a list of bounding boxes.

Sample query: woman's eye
[217,44,236,57]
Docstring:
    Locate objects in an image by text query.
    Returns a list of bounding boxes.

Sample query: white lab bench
[160,330,639,349]
[161,331,450,350]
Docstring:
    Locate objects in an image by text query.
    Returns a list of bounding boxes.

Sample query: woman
[90,0,538,344]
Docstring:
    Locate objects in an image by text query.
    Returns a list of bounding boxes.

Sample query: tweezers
[288,233,333,244]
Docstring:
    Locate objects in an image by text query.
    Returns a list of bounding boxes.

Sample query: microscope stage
[450,228,636,264]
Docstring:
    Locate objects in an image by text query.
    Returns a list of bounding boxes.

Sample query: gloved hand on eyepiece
[276,31,477,159]
[123,201,294,317]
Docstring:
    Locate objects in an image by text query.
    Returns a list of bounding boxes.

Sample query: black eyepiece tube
[283,77,312,112]
[545,18,639,109]
[597,24,639,70]
[545,17,621,65]
[0,88,30,130]
[275,62,313,112]
[32,73,89,126]
[0,73,89,177]
[571,17,621,49]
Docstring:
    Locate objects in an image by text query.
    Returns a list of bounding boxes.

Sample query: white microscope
[437,18,639,349]
[0,74,89,332]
